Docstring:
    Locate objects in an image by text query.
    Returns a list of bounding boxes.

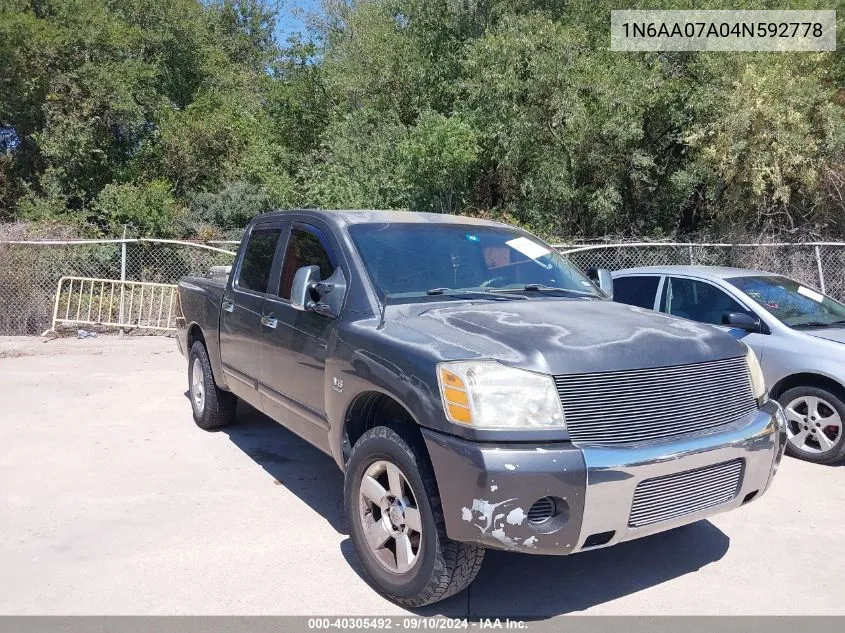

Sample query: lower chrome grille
[628,459,744,528]
[555,356,757,445]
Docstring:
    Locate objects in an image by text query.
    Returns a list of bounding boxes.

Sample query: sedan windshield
[348,223,602,301]
[728,275,845,328]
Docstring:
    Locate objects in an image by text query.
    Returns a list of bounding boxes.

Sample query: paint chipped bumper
[422,430,587,554]
[421,399,785,555]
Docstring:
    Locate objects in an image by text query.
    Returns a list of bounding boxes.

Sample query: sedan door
[660,275,766,361]
[219,224,285,408]
[258,222,341,452]
[612,275,663,311]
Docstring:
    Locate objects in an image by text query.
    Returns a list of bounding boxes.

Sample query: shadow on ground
[221,402,730,618]
[221,401,347,534]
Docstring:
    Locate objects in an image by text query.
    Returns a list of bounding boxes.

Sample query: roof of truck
[257,209,509,228]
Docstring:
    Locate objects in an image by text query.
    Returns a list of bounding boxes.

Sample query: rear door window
[613,276,660,310]
[237,228,281,294]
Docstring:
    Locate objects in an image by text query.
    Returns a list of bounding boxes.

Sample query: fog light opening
[527,497,556,525]
[742,490,759,505]
[527,496,569,534]
[582,530,616,549]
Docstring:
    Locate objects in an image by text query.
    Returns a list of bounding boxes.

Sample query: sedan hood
[803,327,845,345]
[396,298,744,375]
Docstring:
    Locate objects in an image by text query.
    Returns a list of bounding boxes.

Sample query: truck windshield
[348,222,601,300]
[728,275,845,328]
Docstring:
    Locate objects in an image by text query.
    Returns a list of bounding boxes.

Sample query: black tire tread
[188,341,237,430]
[347,425,485,607]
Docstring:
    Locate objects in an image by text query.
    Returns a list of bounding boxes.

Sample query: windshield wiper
[793,321,836,328]
[487,284,597,297]
[426,287,526,300]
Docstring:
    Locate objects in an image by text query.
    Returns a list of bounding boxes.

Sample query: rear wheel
[188,341,237,430]
[779,386,845,464]
[344,426,485,607]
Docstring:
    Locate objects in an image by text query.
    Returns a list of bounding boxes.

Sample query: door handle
[261,314,278,329]
[222,298,235,313]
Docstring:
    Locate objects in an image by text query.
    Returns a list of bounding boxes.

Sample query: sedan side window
[662,277,753,325]
[237,228,281,294]
[613,276,660,310]
[278,227,335,300]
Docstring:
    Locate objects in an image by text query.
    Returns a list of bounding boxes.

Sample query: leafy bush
[93,180,183,237]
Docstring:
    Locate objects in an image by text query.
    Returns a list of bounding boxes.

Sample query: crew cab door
[219,223,284,408]
[258,222,340,452]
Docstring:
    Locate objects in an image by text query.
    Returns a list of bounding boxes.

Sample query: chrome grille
[555,356,757,445]
[628,459,744,527]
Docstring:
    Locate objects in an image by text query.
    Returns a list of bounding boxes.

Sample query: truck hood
[395,298,744,375]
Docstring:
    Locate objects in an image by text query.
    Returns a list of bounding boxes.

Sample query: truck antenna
[377,291,389,330]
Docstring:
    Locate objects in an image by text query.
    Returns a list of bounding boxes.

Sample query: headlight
[437,361,566,429]
[744,344,767,400]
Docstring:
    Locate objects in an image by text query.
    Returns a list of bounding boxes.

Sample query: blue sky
[274,0,321,42]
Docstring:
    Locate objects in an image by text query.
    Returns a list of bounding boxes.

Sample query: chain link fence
[0,239,236,335]
[556,242,844,300]
[2,236,845,335]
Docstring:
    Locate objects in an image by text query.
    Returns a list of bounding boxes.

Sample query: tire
[778,386,845,464]
[344,426,485,607]
[188,341,237,430]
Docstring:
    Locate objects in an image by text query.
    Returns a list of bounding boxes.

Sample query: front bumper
[422,399,786,555]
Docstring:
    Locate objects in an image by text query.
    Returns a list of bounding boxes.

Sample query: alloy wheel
[358,460,423,574]
[784,395,842,454]
[191,357,206,414]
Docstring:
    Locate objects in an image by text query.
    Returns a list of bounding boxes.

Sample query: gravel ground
[1,335,843,617]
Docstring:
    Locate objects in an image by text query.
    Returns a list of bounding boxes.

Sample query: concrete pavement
[1,336,842,616]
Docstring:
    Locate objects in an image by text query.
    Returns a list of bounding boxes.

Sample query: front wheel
[188,341,237,430]
[344,426,485,607]
[779,386,845,464]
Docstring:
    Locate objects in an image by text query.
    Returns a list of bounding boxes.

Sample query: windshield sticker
[797,286,824,303]
[505,237,551,260]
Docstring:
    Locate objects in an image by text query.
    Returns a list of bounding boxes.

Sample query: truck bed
[177,276,226,355]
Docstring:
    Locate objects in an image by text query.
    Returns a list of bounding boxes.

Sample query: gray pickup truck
[176,209,786,607]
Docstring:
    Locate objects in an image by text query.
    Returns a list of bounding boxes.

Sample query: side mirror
[290,265,321,312]
[722,312,759,332]
[588,267,614,299]
[290,264,347,318]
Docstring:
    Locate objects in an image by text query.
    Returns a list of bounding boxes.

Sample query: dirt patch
[0,349,30,359]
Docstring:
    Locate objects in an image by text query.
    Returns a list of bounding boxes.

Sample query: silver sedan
[609,265,845,464]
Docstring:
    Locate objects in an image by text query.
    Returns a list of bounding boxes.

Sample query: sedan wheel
[784,394,842,455]
[358,460,423,574]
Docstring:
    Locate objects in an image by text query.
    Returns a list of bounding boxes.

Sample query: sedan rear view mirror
[722,312,759,332]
